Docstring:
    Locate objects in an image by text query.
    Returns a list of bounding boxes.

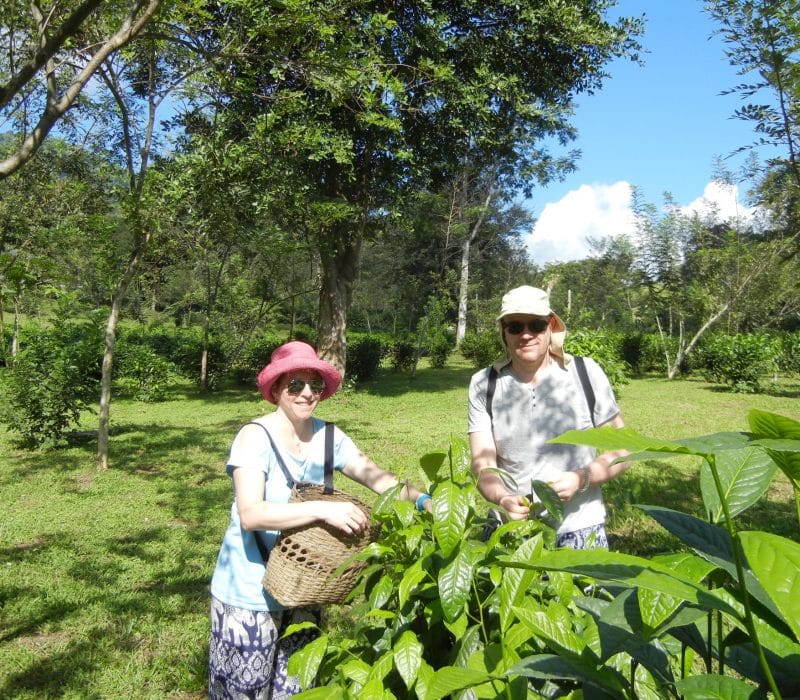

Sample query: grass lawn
[1,355,798,698]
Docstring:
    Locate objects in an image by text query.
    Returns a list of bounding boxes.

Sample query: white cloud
[526,181,636,265]
[527,179,767,265]
[681,180,767,229]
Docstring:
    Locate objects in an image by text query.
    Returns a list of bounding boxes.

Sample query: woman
[208,340,432,699]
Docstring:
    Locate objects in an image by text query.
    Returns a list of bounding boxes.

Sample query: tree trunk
[317,232,361,374]
[97,234,150,469]
[456,184,494,345]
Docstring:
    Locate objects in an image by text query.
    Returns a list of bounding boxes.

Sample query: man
[467,286,630,549]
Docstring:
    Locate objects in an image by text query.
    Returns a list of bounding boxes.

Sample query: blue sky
[525,0,767,264]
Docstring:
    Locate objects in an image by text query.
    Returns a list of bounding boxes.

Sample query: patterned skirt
[556,522,608,550]
[208,596,321,700]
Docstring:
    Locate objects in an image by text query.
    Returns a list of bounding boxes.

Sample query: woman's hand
[319,500,370,535]
[549,471,583,502]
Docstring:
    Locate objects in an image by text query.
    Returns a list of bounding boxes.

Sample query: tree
[193,0,643,371]
[0,0,163,178]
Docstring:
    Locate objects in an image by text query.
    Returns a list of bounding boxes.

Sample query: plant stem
[707,455,782,698]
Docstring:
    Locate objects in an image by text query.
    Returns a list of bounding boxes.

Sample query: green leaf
[398,558,428,608]
[288,634,328,689]
[638,505,781,619]
[423,667,491,700]
[369,574,395,610]
[513,602,587,656]
[500,537,542,633]
[432,481,470,557]
[294,688,345,700]
[509,653,628,696]
[675,674,763,699]
[530,480,563,524]
[394,631,423,689]
[500,547,741,619]
[420,451,447,483]
[699,446,776,521]
[438,543,481,622]
[748,409,800,439]
[740,531,800,641]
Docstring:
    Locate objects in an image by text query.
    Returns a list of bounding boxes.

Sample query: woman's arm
[342,452,433,512]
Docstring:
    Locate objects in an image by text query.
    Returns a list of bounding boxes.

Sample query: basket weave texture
[264,483,377,607]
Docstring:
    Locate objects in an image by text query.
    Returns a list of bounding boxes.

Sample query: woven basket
[264,483,377,607]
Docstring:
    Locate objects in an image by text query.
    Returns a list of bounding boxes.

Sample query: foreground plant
[287,410,800,699]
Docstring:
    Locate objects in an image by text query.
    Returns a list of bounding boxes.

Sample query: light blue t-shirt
[210,417,361,611]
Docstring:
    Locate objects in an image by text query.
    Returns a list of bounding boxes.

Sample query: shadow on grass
[0,519,216,697]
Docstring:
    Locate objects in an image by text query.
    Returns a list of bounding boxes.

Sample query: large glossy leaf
[513,601,587,656]
[508,653,626,697]
[294,688,345,700]
[531,480,563,523]
[424,667,491,700]
[398,557,428,608]
[740,531,800,642]
[499,537,541,633]
[639,505,781,619]
[588,589,675,685]
[432,481,470,557]
[501,547,742,619]
[551,427,751,458]
[393,630,423,690]
[675,674,763,699]
[748,409,800,439]
[748,418,800,504]
[419,451,447,483]
[699,447,776,521]
[438,542,481,622]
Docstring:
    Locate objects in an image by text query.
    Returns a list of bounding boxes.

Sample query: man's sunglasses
[504,319,550,335]
[286,378,326,396]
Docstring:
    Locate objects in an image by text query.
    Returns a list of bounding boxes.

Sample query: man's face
[502,314,552,365]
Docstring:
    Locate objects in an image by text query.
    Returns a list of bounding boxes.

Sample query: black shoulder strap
[244,420,336,560]
[573,356,596,427]
[486,366,498,427]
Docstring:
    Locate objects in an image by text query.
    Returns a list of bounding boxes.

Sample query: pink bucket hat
[256,341,342,404]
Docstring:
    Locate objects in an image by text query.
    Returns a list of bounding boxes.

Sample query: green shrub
[114,341,176,402]
[699,333,781,393]
[565,329,630,391]
[0,317,102,447]
[459,330,503,368]
[776,331,800,375]
[389,337,417,372]
[294,411,800,699]
[346,334,386,382]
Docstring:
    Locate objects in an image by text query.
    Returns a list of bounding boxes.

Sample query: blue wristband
[416,493,432,511]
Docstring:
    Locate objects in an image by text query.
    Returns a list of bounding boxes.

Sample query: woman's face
[273,370,325,416]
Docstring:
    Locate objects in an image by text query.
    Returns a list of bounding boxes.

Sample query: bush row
[3,320,798,447]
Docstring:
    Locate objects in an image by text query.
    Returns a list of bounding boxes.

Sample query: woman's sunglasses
[504,319,550,335]
[286,378,326,396]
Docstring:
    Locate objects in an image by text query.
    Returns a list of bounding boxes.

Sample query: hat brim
[257,357,341,404]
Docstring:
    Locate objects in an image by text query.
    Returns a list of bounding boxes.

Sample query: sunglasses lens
[286,378,325,395]
[505,319,549,335]
[286,379,305,394]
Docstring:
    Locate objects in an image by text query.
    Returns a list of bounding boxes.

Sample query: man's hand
[499,493,530,521]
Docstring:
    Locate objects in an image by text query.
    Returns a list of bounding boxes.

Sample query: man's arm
[469,431,530,521]
[548,413,632,501]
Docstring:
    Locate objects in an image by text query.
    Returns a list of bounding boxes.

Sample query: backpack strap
[484,358,597,428]
[572,356,596,427]
[244,420,336,558]
[485,366,498,427]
